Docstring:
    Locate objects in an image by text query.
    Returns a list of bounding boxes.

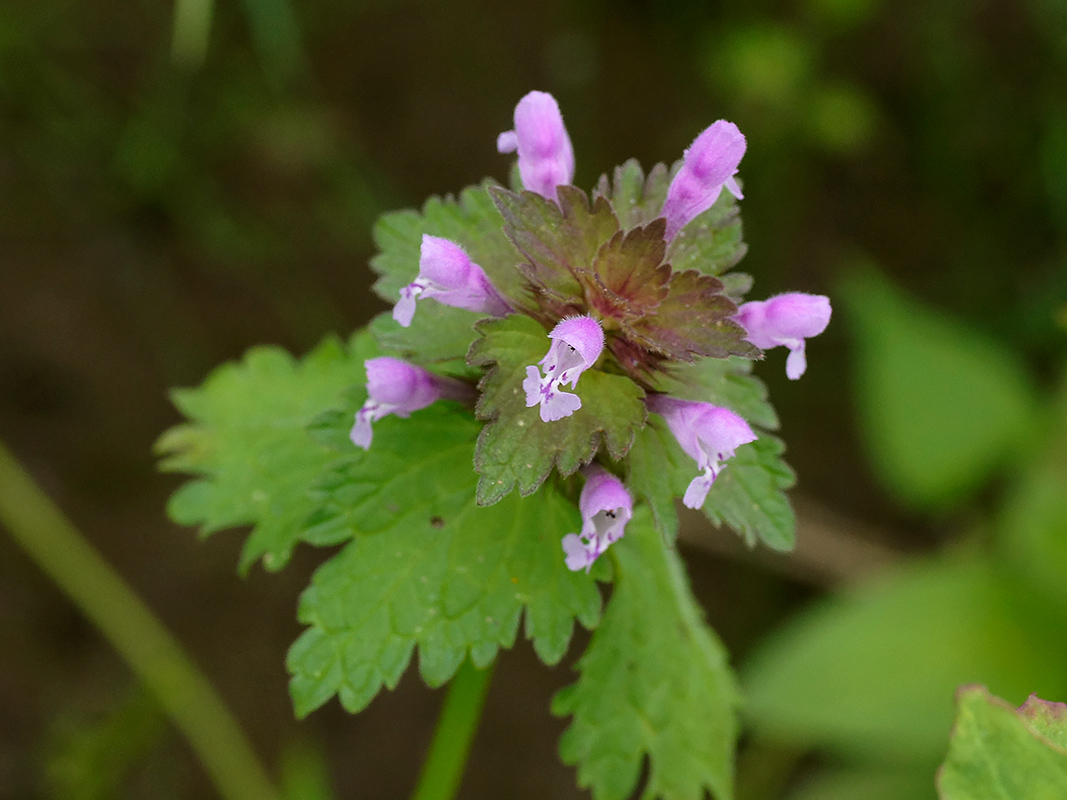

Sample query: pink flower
[393,235,511,328]
[647,396,756,509]
[735,293,831,379]
[661,120,747,240]
[350,358,468,449]
[497,91,575,201]
[561,466,633,572]
[522,315,605,422]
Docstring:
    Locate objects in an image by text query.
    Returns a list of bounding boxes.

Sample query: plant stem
[171,0,214,69]
[0,440,279,800]
[410,659,495,800]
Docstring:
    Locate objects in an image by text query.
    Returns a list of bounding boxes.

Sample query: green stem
[410,659,495,800]
[171,0,214,69]
[0,440,279,800]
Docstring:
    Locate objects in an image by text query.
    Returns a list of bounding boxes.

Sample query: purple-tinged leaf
[589,221,671,320]
[625,270,757,361]
[489,185,620,310]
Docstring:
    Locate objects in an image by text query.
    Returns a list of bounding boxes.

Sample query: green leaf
[287,404,602,716]
[368,310,481,376]
[665,183,748,277]
[787,768,936,800]
[468,315,647,505]
[625,417,693,537]
[703,435,796,551]
[742,558,1067,762]
[593,159,671,231]
[155,334,375,571]
[999,458,1067,614]
[1019,694,1067,749]
[998,370,1067,613]
[937,686,1067,799]
[839,267,1039,509]
[553,508,738,800]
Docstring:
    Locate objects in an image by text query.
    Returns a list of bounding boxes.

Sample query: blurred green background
[1,0,1065,798]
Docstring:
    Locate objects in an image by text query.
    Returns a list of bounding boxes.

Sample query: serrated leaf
[665,184,748,277]
[703,436,796,550]
[742,559,1067,762]
[1019,695,1067,749]
[468,315,646,505]
[937,686,1067,799]
[589,222,671,318]
[368,310,481,375]
[155,334,376,572]
[490,185,620,309]
[627,417,793,547]
[626,269,757,361]
[625,418,693,537]
[553,508,738,800]
[286,404,602,716]
[594,159,672,230]
[839,267,1039,509]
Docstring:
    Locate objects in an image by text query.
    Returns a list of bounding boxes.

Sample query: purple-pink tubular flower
[350,358,465,450]
[523,315,604,422]
[393,235,512,328]
[661,120,747,241]
[497,91,575,201]
[735,293,832,380]
[562,466,634,572]
[647,396,757,510]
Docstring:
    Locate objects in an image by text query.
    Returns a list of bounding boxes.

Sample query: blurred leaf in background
[743,557,1067,763]
[839,266,1040,510]
[998,370,1067,616]
[45,690,165,800]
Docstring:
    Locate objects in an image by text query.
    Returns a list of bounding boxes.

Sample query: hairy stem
[0,440,279,800]
[410,659,495,800]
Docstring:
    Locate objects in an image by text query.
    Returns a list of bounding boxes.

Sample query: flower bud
[661,120,747,240]
[497,91,575,201]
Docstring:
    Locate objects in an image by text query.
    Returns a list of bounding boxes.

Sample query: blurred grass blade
[0,440,280,800]
[239,0,307,88]
[171,0,214,69]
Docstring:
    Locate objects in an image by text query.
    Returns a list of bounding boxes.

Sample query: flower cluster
[352,91,831,570]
